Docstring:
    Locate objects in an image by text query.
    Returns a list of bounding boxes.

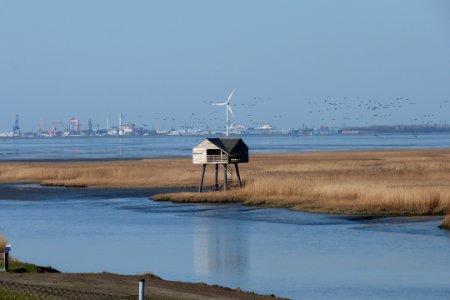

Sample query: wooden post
[4,252,9,272]
[235,163,242,188]
[198,164,206,193]
[223,164,228,190]
[214,164,219,191]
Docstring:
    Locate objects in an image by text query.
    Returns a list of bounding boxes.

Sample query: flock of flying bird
[149,94,449,130]
[305,96,449,127]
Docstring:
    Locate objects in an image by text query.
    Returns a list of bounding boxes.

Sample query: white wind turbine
[212,89,235,136]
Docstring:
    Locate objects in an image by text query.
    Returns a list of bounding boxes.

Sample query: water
[1,135,450,298]
[1,134,450,161]
[1,184,449,300]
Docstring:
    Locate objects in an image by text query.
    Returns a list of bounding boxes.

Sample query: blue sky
[1,0,449,131]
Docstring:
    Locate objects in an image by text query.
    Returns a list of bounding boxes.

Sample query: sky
[1,0,449,132]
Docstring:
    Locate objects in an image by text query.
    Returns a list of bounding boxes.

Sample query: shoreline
[0,256,284,299]
[1,146,450,162]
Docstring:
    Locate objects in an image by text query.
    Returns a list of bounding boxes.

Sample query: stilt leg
[198,164,206,193]
[235,163,242,188]
[223,164,228,190]
[214,164,219,191]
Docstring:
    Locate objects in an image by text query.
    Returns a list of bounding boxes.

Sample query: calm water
[1,184,449,300]
[1,134,450,161]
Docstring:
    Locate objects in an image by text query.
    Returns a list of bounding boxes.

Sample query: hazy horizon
[1,0,449,132]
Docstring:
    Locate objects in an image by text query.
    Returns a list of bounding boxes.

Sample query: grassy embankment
[2,258,58,273]
[2,234,57,273]
[1,149,450,217]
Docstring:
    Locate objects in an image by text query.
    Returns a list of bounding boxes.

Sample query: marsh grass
[2,149,450,215]
[0,159,200,188]
[439,214,450,230]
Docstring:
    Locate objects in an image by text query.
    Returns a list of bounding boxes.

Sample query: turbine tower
[212,89,235,136]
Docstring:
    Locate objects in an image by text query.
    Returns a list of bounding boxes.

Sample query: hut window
[207,149,221,155]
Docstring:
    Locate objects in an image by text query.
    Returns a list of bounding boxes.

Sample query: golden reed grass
[439,214,450,230]
[1,149,450,215]
[0,234,6,252]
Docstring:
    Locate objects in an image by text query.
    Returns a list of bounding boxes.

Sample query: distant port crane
[12,115,20,137]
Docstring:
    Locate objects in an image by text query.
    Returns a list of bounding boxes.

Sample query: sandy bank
[1,149,450,216]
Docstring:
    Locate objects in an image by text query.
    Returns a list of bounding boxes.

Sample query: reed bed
[439,214,450,230]
[0,159,199,188]
[2,149,450,215]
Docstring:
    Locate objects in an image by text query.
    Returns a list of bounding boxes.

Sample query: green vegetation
[7,258,59,273]
[0,288,55,300]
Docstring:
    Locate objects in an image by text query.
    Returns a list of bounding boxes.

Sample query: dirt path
[0,272,285,300]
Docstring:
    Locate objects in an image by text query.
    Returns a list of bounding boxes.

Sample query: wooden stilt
[235,163,242,188]
[223,164,228,190]
[214,164,219,191]
[198,164,206,193]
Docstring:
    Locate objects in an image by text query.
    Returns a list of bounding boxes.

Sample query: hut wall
[193,148,207,164]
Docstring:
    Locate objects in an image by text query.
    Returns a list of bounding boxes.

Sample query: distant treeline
[340,124,450,134]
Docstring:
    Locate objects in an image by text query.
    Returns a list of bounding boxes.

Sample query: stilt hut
[193,138,248,192]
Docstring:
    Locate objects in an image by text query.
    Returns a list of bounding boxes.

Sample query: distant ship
[258,124,273,130]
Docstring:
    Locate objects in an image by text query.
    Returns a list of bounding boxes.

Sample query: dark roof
[205,138,247,154]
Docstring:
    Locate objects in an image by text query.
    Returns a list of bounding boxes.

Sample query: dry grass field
[0,158,197,188]
[1,149,450,216]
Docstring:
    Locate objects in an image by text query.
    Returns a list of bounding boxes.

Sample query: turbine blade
[228,105,234,117]
[227,89,235,102]
[212,102,227,106]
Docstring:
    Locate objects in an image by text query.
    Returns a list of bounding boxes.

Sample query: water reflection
[193,216,248,284]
